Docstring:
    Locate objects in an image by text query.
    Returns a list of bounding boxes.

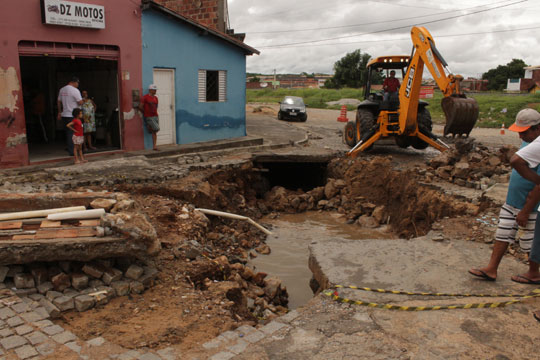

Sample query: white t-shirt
[58,84,82,118]
[516,136,540,168]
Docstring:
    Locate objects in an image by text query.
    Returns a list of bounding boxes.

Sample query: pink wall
[0,0,144,168]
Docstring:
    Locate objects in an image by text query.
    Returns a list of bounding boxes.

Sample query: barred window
[198,70,227,102]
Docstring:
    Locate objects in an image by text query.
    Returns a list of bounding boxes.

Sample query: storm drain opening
[253,159,329,192]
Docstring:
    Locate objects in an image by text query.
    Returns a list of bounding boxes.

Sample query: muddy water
[250,211,394,309]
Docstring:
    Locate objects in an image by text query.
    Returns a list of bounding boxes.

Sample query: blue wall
[141,10,247,148]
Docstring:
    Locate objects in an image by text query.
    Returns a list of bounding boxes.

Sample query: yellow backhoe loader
[344,26,479,156]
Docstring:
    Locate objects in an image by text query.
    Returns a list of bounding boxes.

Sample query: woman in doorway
[81,90,97,151]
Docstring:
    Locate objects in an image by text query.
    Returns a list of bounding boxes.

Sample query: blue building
[140,1,258,148]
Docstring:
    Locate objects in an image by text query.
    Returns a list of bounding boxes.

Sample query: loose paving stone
[125,265,144,280]
[36,342,55,356]
[209,352,235,360]
[218,331,239,341]
[111,281,130,296]
[14,344,38,359]
[14,325,33,336]
[71,273,89,290]
[0,328,14,338]
[129,281,144,294]
[14,289,37,297]
[0,267,9,283]
[20,310,47,322]
[25,331,48,345]
[28,294,44,302]
[53,296,74,311]
[37,282,53,295]
[39,299,60,319]
[156,347,176,360]
[243,330,265,344]
[13,274,35,290]
[82,264,104,279]
[6,316,24,327]
[86,337,105,347]
[227,339,249,354]
[45,291,62,302]
[0,308,15,320]
[63,288,80,299]
[260,321,288,335]
[52,330,77,344]
[11,302,30,314]
[65,341,81,353]
[42,325,64,336]
[0,335,28,349]
[137,353,161,360]
[75,295,95,312]
[102,268,122,285]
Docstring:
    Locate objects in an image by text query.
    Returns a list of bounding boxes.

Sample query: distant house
[141,0,258,148]
[461,78,488,92]
[246,74,332,89]
[506,65,540,93]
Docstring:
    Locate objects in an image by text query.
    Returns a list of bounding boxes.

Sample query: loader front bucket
[441,96,479,137]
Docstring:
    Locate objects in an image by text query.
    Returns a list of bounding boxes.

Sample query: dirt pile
[426,140,516,188]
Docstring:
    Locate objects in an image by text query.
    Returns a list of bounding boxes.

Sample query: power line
[255,25,540,49]
[255,0,527,48]
[248,0,513,34]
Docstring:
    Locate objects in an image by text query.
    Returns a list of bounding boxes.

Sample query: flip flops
[510,274,540,285]
[468,269,496,281]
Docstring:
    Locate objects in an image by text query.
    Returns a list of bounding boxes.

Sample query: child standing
[66,108,86,164]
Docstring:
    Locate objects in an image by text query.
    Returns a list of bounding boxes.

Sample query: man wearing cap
[139,84,160,151]
[469,108,540,284]
[58,77,83,156]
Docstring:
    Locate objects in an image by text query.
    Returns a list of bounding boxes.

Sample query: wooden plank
[35,229,78,239]
[0,236,123,245]
[0,221,22,230]
[40,220,62,228]
[78,228,97,237]
[79,219,100,227]
[12,234,36,240]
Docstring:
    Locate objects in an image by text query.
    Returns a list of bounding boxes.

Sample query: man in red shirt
[139,84,160,151]
[383,70,400,102]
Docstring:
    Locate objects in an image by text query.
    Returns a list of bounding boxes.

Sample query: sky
[227,0,540,78]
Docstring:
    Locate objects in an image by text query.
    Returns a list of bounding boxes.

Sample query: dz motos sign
[41,0,105,29]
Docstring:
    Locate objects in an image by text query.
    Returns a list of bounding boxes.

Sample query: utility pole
[273,69,277,89]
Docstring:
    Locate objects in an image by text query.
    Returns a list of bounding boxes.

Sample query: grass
[248,88,540,128]
[247,88,363,111]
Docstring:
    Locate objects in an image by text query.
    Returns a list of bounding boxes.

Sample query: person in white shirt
[57,77,83,156]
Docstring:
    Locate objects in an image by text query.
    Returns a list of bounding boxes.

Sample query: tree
[482,59,528,91]
[325,49,372,88]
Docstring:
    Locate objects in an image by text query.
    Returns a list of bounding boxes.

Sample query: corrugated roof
[141,0,259,55]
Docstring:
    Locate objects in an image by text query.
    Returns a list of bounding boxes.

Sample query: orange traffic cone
[500,123,505,135]
[337,105,348,122]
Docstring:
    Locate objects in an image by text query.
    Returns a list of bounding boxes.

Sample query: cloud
[229,0,540,77]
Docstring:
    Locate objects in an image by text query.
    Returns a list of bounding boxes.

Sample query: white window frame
[198,69,227,102]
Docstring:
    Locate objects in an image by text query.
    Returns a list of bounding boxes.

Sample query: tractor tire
[411,107,433,150]
[356,109,376,151]
[277,111,283,120]
[395,136,411,148]
[344,121,357,147]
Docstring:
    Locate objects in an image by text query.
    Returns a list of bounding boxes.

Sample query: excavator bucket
[441,96,479,137]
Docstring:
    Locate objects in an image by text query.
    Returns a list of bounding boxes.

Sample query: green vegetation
[248,88,540,128]
[324,49,372,89]
[482,59,527,91]
[247,88,364,111]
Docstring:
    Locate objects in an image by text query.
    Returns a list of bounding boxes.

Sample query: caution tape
[323,285,540,311]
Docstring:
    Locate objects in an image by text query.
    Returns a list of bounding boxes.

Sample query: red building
[0,0,144,168]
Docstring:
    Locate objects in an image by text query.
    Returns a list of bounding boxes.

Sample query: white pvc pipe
[195,208,272,235]
[0,206,86,221]
[47,208,105,221]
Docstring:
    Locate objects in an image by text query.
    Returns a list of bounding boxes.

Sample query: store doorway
[19,56,121,162]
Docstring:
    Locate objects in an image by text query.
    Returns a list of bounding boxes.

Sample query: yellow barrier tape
[323,285,540,311]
